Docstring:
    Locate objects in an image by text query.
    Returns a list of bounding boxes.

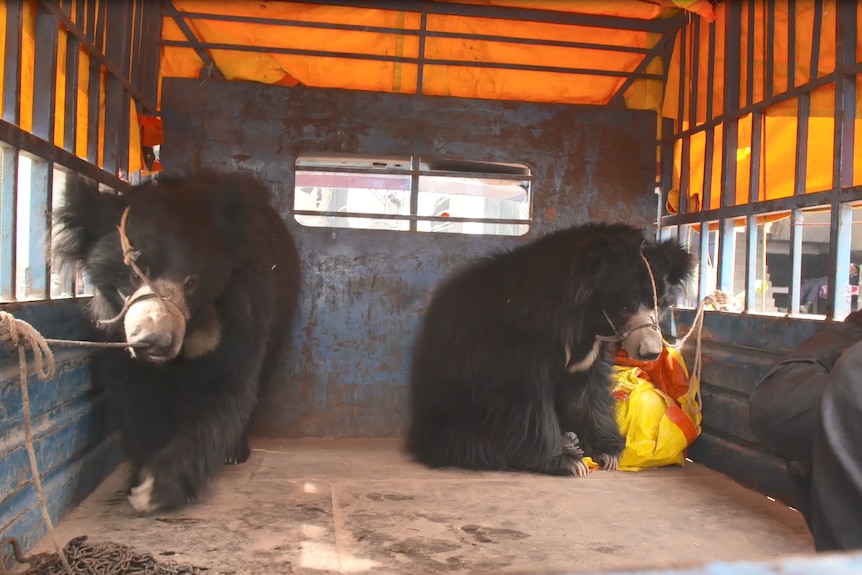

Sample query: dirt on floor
[28,438,813,575]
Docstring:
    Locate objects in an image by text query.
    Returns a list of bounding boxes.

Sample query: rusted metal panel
[160,77,658,438]
[670,309,822,508]
[0,299,122,560]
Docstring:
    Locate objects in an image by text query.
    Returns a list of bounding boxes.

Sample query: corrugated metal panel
[0,299,122,559]
[159,77,660,438]
[669,309,821,508]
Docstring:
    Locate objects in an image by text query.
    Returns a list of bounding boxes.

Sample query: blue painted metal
[160,77,659,437]
[0,299,122,564]
[668,309,821,507]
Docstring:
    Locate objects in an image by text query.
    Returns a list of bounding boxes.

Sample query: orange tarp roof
[158,0,714,112]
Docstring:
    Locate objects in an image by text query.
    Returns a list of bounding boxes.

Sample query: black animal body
[405,222,693,477]
[52,170,301,513]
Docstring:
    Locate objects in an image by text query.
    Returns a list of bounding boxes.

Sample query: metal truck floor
[31,438,813,575]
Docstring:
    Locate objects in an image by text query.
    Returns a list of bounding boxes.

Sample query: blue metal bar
[0,146,18,301]
[787,0,796,88]
[2,0,23,125]
[158,40,666,81]
[826,0,857,320]
[717,1,742,294]
[31,3,59,143]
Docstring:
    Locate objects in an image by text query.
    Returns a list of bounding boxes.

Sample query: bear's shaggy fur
[52,170,300,513]
[405,222,693,476]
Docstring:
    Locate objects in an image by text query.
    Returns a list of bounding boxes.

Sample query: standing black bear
[52,170,301,513]
[406,222,693,477]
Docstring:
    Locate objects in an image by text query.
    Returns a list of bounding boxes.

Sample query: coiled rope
[0,312,150,575]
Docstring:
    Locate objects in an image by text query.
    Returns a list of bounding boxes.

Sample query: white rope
[0,312,73,575]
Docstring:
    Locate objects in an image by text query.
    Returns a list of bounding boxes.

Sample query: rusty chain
[2,536,209,575]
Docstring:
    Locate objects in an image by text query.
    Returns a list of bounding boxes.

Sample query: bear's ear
[52,175,127,266]
[642,239,695,290]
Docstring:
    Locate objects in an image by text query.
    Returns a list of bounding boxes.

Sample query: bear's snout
[620,308,663,362]
[123,283,188,362]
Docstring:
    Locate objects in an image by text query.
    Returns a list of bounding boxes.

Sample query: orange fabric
[157,1,709,113]
[615,346,692,405]
[663,1,862,217]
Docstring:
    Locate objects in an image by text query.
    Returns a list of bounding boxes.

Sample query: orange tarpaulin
[158,1,715,112]
[663,0,862,216]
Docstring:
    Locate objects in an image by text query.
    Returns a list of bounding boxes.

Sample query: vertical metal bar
[765,0,776,99]
[416,8,427,95]
[718,1,742,294]
[744,214,757,312]
[32,4,60,142]
[85,0,97,43]
[87,0,107,164]
[3,0,24,125]
[102,1,130,176]
[141,0,163,107]
[746,0,755,108]
[409,156,419,232]
[788,0,822,315]
[787,0,796,89]
[25,157,52,299]
[64,4,82,152]
[677,24,689,215]
[826,0,857,319]
[745,113,764,312]
[117,2,134,176]
[0,147,19,300]
[131,0,145,92]
[659,117,675,221]
[698,223,711,302]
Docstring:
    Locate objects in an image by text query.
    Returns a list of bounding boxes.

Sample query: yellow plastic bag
[584,347,701,472]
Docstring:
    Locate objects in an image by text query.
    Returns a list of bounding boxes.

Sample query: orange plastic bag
[584,346,702,472]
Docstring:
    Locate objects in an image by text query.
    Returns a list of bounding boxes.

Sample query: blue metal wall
[159,77,660,438]
[669,309,821,509]
[0,299,122,559]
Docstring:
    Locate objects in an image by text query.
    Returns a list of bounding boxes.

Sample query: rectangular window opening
[293,153,532,237]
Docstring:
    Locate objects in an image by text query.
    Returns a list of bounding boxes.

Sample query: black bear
[52,169,301,513]
[406,222,693,477]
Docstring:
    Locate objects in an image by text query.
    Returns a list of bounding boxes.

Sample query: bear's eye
[184,274,199,293]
